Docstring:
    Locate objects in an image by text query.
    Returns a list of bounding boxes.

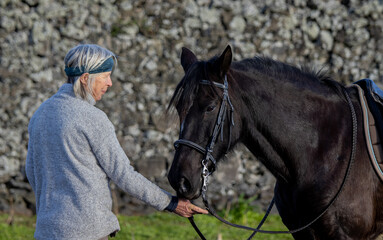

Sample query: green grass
[0,214,36,240]
[0,197,293,240]
[0,212,293,240]
[116,211,293,240]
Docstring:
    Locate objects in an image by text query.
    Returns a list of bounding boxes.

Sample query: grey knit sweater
[26,84,172,240]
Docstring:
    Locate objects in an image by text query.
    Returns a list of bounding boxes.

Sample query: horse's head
[167,46,239,199]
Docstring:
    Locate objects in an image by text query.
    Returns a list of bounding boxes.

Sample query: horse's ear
[215,45,232,77]
[180,47,198,73]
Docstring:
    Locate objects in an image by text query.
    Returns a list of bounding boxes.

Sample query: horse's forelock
[168,62,203,119]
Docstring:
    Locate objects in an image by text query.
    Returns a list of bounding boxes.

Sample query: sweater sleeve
[87,116,172,211]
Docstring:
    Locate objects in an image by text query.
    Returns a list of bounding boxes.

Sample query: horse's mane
[244,56,346,99]
[236,56,344,92]
[167,56,346,117]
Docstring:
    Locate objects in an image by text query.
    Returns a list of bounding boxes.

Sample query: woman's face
[91,71,112,101]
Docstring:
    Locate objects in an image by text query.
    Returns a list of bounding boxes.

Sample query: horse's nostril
[179,177,191,196]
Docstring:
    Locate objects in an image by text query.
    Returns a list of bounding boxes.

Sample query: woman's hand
[173,199,209,217]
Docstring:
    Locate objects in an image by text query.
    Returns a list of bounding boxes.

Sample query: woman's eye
[206,105,216,112]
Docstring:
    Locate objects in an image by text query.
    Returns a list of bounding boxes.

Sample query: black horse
[167,45,383,239]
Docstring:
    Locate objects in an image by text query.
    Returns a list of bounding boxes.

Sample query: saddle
[353,79,383,182]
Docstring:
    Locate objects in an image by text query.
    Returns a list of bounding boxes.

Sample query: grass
[0,197,293,240]
[0,213,292,240]
[116,212,293,240]
[0,214,36,240]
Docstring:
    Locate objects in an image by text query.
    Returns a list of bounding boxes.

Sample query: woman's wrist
[165,196,179,212]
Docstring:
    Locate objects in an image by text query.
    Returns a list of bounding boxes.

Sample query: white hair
[64,44,117,103]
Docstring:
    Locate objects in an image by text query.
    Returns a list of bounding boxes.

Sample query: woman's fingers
[173,199,208,217]
[188,203,208,214]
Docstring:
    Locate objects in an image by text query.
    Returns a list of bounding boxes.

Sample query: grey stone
[183,0,199,16]
[0,15,16,33]
[320,30,334,51]
[304,21,320,40]
[200,7,220,25]
[0,156,20,183]
[229,16,246,33]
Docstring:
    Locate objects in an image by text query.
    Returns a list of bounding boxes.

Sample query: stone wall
[1,0,382,216]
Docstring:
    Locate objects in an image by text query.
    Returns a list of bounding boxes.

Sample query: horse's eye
[206,105,216,112]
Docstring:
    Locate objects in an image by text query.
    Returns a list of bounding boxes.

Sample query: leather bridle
[174,75,234,197]
[173,75,357,240]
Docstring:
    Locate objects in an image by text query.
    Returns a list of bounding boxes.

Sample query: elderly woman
[25,44,207,240]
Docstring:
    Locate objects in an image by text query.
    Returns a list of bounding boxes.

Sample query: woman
[25,44,207,240]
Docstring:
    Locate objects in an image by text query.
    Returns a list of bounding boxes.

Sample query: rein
[174,76,358,239]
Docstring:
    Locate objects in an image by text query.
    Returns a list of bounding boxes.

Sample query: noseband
[174,75,234,197]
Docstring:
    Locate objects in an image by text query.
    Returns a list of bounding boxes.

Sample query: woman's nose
[107,77,112,86]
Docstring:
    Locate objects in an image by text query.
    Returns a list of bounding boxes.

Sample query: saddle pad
[354,85,383,182]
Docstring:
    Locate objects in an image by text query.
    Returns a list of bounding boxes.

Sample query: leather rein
[173,76,358,239]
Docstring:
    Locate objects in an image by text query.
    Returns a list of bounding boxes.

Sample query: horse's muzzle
[169,174,201,200]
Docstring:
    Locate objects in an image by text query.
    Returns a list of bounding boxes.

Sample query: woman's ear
[79,73,89,86]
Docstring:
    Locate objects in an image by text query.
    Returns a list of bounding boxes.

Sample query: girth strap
[354,84,383,182]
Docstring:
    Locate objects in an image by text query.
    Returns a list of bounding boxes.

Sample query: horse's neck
[234,71,350,184]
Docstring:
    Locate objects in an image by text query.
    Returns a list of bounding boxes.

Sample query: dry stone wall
[1,0,383,215]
